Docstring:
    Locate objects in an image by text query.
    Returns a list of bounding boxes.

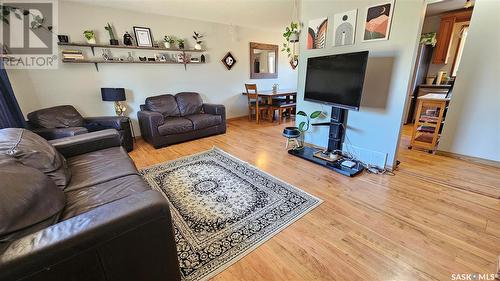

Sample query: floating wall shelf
[58,42,206,71]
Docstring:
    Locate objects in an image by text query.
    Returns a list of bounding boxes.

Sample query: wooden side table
[409,94,450,153]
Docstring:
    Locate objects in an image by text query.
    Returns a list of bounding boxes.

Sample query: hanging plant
[281,22,301,69]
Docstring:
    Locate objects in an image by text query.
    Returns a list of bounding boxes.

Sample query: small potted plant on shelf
[163,35,175,49]
[83,30,96,44]
[192,31,203,50]
[176,39,185,49]
[105,23,119,45]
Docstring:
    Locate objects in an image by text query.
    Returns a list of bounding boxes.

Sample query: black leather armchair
[27,105,134,151]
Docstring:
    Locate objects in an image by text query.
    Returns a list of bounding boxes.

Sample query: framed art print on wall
[133,26,153,47]
[363,1,395,42]
[221,52,236,70]
[307,17,328,49]
[332,9,357,47]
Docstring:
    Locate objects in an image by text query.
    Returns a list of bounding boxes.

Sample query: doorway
[400,0,474,154]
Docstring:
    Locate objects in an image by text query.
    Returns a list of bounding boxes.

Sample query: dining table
[242,89,297,123]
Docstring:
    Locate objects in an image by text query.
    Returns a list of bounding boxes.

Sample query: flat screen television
[304,51,369,111]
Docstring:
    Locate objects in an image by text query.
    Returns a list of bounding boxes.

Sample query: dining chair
[269,99,296,124]
[245,84,269,123]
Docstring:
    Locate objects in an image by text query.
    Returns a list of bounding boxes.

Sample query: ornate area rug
[140,147,322,281]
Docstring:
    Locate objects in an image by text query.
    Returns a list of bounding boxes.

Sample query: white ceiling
[64,0,296,31]
[426,0,474,16]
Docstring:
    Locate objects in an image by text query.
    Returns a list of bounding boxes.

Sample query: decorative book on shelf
[62,50,84,61]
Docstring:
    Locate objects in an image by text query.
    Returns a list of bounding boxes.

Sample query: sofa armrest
[49,129,121,157]
[203,104,226,122]
[84,116,129,130]
[0,190,181,281]
[30,127,88,140]
[137,110,164,141]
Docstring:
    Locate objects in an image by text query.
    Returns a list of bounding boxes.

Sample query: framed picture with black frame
[133,26,153,47]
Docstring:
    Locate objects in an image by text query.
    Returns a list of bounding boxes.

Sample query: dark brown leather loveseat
[27,105,134,152]
[0,128,180,281]
[138,92,226,148]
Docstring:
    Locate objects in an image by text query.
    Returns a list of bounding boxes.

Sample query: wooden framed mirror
[250,42,278,79]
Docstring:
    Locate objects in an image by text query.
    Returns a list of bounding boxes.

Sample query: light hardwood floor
[129,118,500,281]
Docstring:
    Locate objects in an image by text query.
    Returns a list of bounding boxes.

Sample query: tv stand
[288,106,364,177]
[288,146,363,177]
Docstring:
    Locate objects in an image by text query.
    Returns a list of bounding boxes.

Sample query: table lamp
[101,88,126,116]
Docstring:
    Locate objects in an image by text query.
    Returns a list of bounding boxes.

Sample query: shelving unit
[58,42,206,71]
[409,93,450,153]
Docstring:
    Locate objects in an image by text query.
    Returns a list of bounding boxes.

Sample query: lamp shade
[101,88,126,101]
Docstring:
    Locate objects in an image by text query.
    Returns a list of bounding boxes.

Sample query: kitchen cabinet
[432,9,472,64]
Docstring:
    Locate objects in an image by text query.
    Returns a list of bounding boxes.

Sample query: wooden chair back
[245,84,258,102]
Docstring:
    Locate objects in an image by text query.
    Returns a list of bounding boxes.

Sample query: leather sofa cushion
[175,92,203,116]
[145,94,180,117]
[185,114,222,130]
[28,105,85,128]
[158,117,194,135]
[65,146,138,192]
[0,158,65,241]
[0,128,71,189]
[61,175,150,220]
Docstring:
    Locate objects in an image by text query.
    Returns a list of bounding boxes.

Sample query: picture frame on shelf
[133,26,153,47]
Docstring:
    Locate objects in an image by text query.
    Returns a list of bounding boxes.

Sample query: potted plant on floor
[83,30,96,44]
[163,35,175,49]
[297,110,325,144]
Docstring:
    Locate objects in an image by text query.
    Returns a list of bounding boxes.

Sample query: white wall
[7,1,297,134]
[297,0,425,168]
[438,0,500,162]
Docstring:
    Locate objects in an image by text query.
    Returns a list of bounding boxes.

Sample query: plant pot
[110,39,119,45]
[164,42,171,49]
[178,43,184,49]
[194,43,202,50]
[289,32,300,43]
[290,57,299,70]
[86,38,96,44]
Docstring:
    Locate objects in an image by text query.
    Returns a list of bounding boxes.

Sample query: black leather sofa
[0,128,180,281]
[138,92,226,148]
[27,105,134,152]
